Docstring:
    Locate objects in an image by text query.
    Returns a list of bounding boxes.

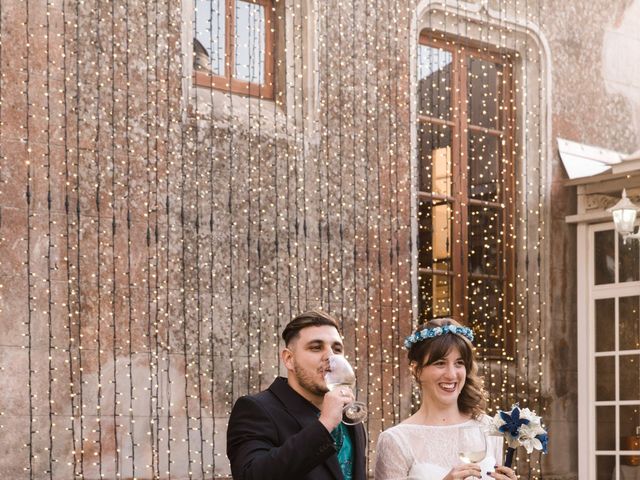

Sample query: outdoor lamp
[609,189,640,243]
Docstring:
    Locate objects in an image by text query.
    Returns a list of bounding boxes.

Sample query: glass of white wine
[324,355,368,425]
[458,425,487,464]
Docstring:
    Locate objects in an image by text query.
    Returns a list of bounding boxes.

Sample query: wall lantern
[609,189,640,243]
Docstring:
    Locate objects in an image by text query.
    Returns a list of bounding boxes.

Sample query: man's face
[282,325,344,398]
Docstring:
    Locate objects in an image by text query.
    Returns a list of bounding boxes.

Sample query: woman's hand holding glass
[443,425,487,479]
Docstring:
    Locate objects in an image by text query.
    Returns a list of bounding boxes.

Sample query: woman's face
[417,345,467,409]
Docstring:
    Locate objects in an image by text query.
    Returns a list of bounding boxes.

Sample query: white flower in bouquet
[487,404,548,466]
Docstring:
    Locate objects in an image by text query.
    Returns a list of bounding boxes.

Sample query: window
[194,0,274,99]
[416,33,516,357]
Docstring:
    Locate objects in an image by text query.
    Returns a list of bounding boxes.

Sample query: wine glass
[458,425,487,464]
[324,355,367,425]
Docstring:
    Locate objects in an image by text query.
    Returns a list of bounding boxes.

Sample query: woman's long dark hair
[408,318,486,419]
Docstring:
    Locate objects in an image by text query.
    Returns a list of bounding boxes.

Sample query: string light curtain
[0,0,547,478]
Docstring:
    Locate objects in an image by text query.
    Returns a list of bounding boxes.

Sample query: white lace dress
[374,417,503,480]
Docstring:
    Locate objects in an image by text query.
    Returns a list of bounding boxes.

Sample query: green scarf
[330,423,353,480]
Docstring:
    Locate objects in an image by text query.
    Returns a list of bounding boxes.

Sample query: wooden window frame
[416,32,516,358]
[193,0,274,99]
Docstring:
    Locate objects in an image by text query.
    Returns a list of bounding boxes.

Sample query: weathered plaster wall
[542,0,639,478]
[0,0,415,477]
[0,0,638,478]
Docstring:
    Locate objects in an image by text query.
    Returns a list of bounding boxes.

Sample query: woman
[375,318,517,480]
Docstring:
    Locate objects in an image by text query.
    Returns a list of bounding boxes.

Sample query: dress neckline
[397,418,476,428]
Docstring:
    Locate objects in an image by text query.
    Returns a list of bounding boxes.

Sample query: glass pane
[468,206,502,277]
[467,57,500,129]
[621,455,640,467]
[595,298,615,352]
[596,356,615,401]
[417,200,452,270]
[467,278,504,351]
[235,1,266,84]
[620,404,640,437]
[595,230,615,285]
[418,123,452,194]
[620,355,640,401]
[468,132,501,202]
[596,456,615,480]
[194,0,226,75]
[621,404,640,466]
[619,233,640,283]
[620,296,640,351]
[417,45,452,120]
[418,272,452,323]
[596,406,616,450]
[433,273,452,317]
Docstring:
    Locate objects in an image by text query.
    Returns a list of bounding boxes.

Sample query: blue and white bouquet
[487,404,548,467]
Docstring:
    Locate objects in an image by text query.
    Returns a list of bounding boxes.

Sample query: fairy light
[1,0,553,478]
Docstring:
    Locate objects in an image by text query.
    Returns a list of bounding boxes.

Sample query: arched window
[415,32,516,357]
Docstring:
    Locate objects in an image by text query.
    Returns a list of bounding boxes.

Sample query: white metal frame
[579,221,640,479]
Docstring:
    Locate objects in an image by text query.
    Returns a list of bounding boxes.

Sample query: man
[226,309,367,480]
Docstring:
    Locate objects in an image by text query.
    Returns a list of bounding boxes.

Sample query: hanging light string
[143,0,158,475]
[314,0,325,309]
[363,0,373,448]
[350,0,360,407]
[245,1,255,395]
[298,1,309,311]
[164,0,175,473]
[255,4,265,392]
[45,0,54,477]
[272,1,283,380]
[536,0,546,471]
[337,0,346,328]
[191,5,205,472]
[94,0,105,473]
[320,0,331,311]
[151,0,163,470]
[292,0,302,313]
[226,0,236,430]
[108,0,120,473]
[387,0,400,426]
[179,90,193,480]
[205,0,219,473]
[284,0,295,325]
[73,0,87,473]
[25,0,35,476]
[62,0,80,476]
[124,0,137,474]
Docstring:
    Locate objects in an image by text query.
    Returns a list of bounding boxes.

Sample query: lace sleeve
[374,430,412,480]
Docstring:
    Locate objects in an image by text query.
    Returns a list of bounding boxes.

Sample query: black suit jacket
[227,376,367,480]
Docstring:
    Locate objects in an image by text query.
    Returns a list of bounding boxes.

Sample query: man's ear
[281,347,294,370]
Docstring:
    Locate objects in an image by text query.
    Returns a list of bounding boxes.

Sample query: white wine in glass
[458,425,487,464]
[324,355,367,425]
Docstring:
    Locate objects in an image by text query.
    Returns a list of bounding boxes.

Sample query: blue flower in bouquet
[498,406,530,438]
[536,432,548,454]
[489,404,548,454]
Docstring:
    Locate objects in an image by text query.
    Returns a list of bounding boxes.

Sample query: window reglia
[194,0,274,99]
[416,32,516,358]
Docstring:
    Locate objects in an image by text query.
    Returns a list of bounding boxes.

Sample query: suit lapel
[269,377,343,480]
[349,423,367,480]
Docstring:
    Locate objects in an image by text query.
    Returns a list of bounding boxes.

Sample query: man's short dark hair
[281,309,340,345]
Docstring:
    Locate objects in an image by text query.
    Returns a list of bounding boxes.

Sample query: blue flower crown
[403,324,474,349]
